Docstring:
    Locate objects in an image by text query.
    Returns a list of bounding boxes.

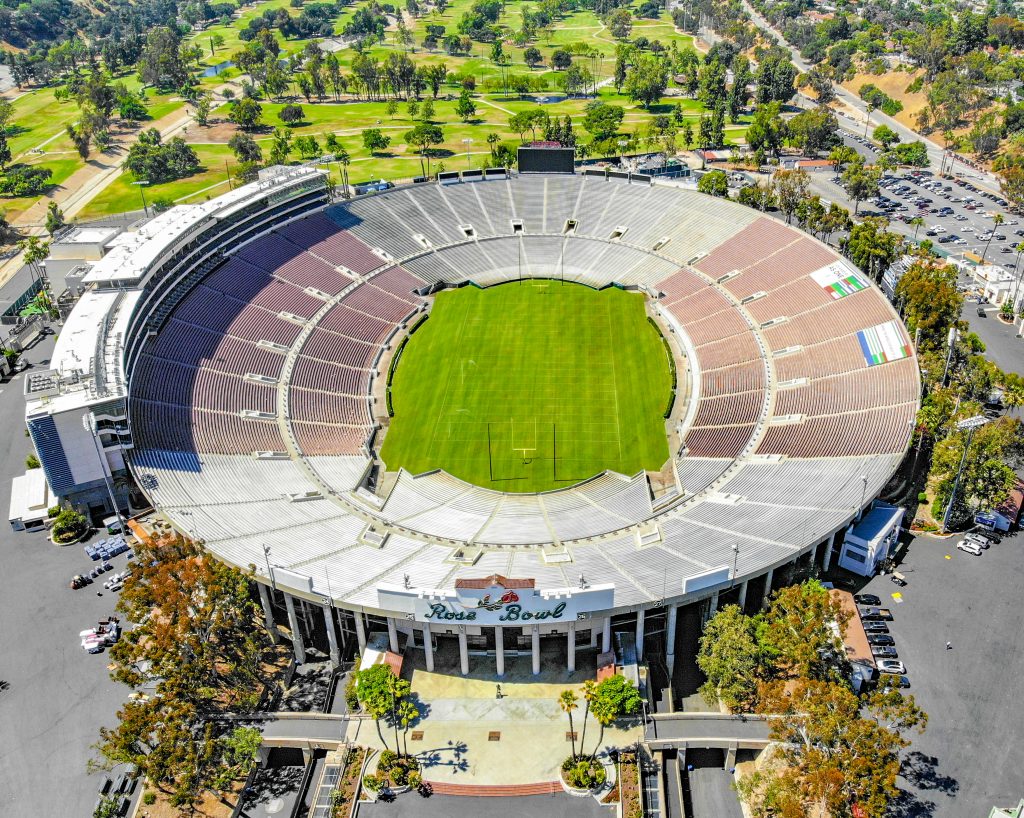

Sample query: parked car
[863,621,889,633]
[963,532,991,549]
[854,594,882,606]
[872,646,899,658]
[879,674,911,690]
[868,634,895,646]
[861,607,894,620]
[877,659,906,674]
[969,529,1000,545]
[957,540,983,555]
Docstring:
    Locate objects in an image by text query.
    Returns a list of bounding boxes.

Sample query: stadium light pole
[941,326,958,387]
[941,415,988,534]
[462,138,473,170]
[131,180,150,218]
[730,543,739,588]
[264,543,275,589]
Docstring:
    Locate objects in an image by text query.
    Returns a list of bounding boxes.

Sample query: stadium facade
[26,166,919,677]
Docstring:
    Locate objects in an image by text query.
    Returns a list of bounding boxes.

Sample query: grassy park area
[381,282,672,492]
[3,0,749,224]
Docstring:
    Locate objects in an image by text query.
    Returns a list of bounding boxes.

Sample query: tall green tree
[842,217,903,281]
[697,604,760,710]
[624,54,669,109]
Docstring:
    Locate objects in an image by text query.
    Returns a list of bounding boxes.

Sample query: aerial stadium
[25,164,919,679]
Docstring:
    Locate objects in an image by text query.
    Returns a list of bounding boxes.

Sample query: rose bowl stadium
[24,165,919,677]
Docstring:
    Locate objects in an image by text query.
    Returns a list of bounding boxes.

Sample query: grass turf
[380,281,672,493]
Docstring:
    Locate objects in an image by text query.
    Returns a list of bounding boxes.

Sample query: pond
[201,60,235,77]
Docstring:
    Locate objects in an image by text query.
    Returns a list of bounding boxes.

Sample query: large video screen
[518,147,575,174]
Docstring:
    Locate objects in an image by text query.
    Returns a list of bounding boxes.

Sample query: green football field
[380,281,673,493]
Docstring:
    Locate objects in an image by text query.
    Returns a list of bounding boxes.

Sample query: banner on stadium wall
[810,261,869,299]
[377,575,615,625]
[857,320,912,367]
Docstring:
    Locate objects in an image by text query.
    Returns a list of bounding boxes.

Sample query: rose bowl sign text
[376,574,615,626]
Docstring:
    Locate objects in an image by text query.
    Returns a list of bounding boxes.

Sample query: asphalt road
[357,792,614,817]
[0,335,138,817]
[685,749,744,818]
[956,287,1024,378]
[855,530,1024,816]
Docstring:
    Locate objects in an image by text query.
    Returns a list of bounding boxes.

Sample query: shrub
[52,508,88,542]
[362,774,382,792]
[917,492,928,503]
[48,505,60,517]
[391,765,408,786]
[344,674,360,711]
[25,453,40,469]
[142,792,156,806]
[858,83,903,116]
[378,750,398,771]
[407,770,422,788]
[563,758,607,790]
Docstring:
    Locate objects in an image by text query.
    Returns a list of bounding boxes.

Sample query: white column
[423,624,434,672]
[567,622,576,673]
[458,627,469,676]
[495,626,505,677]
[387,618,399,653]
[284,594,306,664]
[737,580,749,612]
[531,625,541,676]
[589,624,599,648]
[323,604,340,667]
[602,617,612,653]
[635,609,645,661]
[257,583,278,643]
[761,568,774,609]
[823,531,837,572]
[709,591,719,614]
[354,611,367,654]
[665,604,678,676]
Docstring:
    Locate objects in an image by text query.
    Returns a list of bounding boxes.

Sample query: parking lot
[852,529,1024,815]
[807,129,1022,264]
[0,336,139,817]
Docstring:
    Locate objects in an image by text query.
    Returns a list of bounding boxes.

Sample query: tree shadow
[900,751,960,796]
[416,740,470,775]
[244,763,306,803]
[887,788,937,818]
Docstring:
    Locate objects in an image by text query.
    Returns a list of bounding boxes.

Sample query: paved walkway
[343,646,643,787]
[646,713,771,749]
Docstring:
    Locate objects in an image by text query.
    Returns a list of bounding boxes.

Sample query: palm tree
[336,148,351,199]
[577,679,595,762]
[559,689,579,760]
[982,213,1004,262]
[910,216,924,241]
[1011,242,1024,306]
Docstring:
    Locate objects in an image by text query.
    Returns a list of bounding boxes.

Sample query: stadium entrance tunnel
[379,280,677,493]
